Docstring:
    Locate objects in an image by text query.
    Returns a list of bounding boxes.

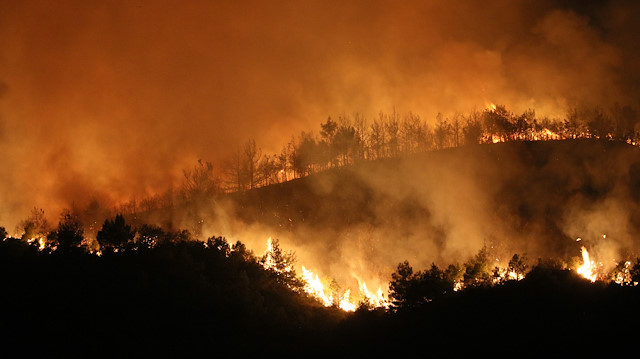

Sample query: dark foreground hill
[1,237,639,357]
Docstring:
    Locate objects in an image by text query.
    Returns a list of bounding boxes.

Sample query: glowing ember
[577,246,597,282]
[614,261,633,285]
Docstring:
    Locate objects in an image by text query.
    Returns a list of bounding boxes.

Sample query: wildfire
[262,238,388,312]
[263,237,276,269]
[299,265,388,312]
[491,267,524,284]
[577,246,598,282]
[536,128,561,140]
[26,236,47,251]
[301,266,333,306]
[358,281,389,309]
[339,290,357,311]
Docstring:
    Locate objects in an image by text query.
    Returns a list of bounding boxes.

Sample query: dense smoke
[1,0,640,232]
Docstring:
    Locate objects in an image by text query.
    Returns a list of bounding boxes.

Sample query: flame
[26,236,47,251]
[300,265,358,311]
[507,270,523,281]
[339,290,357,312]
[263,237,276,269]
[261,238,387,312]
[301,266,333,306]
[358,281,389,309]
[539,128,560,140]
[37,237,46,251]
[577,246,597,282]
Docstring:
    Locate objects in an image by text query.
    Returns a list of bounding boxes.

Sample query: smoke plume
[1,0,639,232]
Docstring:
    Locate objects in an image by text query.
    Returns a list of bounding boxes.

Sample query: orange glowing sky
[0,0,639,227]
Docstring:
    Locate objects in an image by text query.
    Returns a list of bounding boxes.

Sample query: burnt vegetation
[4,106,640,354]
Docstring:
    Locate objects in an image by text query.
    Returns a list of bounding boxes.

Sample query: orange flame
[577,246,597,282]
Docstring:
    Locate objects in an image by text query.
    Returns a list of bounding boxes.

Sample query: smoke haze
[1,0,639,229]
[181,140,640,292]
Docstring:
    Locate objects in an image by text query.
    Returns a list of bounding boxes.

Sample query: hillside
[124,139,640,300]
[5,139,640,356]
[197,140,639,273]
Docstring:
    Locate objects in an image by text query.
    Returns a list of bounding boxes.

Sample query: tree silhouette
[206,236,231,256]
[136,224,165,249]
[463,246,492,287]
[368,116,386,159]
[334,119,359,166]
[293,132,319,176]
[389,261,452,310]
[482,105,514,141]
[463,115,483,145]
[434,114,451,149]
[243,139,262,189]
[419,263,453,299]
[182,159,218,200]
[97,214,135,253]
[507,253,528,280]
[48,209,84,252]
[388,260,415,309]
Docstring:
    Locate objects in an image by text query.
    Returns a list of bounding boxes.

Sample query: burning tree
[260,238,303,289]
[507,253,528,281]
[16,207,50,248]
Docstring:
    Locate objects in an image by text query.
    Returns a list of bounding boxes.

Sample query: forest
[217,104,638,191]
[3,105,640,355]
[103,103,639,216]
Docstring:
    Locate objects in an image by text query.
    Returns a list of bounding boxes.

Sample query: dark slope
[218,139,640,261]
[3,238,638,356]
